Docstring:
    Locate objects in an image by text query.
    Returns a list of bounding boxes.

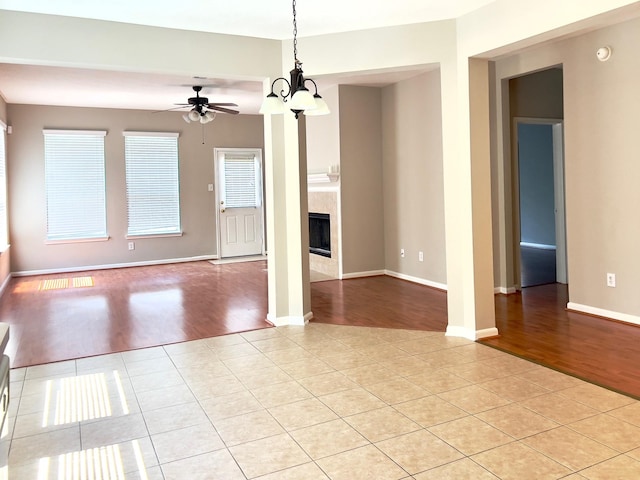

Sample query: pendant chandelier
[259,0,330,119]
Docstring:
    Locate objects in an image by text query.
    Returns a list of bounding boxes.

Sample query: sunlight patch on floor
[36,276,94,291]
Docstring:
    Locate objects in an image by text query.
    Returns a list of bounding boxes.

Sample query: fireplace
[309,212,331,258]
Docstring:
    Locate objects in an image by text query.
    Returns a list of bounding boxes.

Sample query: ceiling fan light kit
[183,108,216,124]
[161,85,239,124]
[259,0,330,119]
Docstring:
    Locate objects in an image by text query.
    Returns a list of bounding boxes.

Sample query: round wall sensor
[596,46,612,62]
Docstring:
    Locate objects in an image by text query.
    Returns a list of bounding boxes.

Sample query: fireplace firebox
[309,212,331,258]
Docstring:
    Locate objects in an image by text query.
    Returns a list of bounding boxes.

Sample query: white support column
[262,79,312,327]
[441,56,498,341]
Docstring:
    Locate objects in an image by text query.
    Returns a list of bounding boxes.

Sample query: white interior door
[215,148,264,258]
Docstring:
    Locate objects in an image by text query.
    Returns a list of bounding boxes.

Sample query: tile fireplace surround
[308,190,339,279]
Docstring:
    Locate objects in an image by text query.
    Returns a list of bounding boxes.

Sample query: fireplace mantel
[308,173,339,184]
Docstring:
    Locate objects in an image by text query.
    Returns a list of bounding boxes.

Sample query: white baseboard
[12,255,217,277]
[385,270,447,291]
[340,269,448,292]
[567,302,640,327]
[475,327,500,339]
[341,270,385,279]
[494,286,517,294]
[446,325,499,341]
[0,273,12,298]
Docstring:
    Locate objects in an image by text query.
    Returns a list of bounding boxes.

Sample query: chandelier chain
[292,0,298,63]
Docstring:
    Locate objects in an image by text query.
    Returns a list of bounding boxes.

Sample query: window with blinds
[0,124,7,248]
[221,154,261,208]
[43,130,107,242]
[124,132,181,237]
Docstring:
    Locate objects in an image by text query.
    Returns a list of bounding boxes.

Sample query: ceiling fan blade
[206,103,238,107]
[209,106,239,115]
[151,105,190,113]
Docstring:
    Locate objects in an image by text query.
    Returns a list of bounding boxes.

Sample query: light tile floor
[4,323,640,479]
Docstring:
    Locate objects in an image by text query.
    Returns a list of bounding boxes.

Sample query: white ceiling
[0,0,496,39]
[0,0,495,114]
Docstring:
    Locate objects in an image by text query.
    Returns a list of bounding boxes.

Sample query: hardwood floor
[1,261,270,368]
[310,275,447,331]
[485,283,640,399]
[2,260,639,399]
[520,245,556,287]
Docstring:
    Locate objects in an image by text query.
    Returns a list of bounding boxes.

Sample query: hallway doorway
[515,120,567,287]
[508,67,567,290]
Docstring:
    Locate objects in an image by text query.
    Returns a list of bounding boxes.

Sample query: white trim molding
[0,272,12,299]
[385,270,447,291]
[123,131,179,137]
[494,286,517,294]
[446,325,500,341]
[341,270,385,279]
[12,255,217,277]
[308,173,340,184]
[340,270,447,290]
[567,302,640,327]
[43,129,107,136]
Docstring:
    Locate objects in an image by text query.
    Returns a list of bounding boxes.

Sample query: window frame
[123,131,182,239]
[43,129,108,244]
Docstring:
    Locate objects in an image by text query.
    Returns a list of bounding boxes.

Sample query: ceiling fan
[164,85,239,124]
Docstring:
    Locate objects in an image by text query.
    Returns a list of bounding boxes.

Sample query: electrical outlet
[400,249,405,258]
[128,242,135,251]
[419,251,424,262]
[606,273,616,287]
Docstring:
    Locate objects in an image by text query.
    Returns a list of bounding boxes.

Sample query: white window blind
[221,154,260,208]
[44,130,107,242]
[124,132,181,237]
[0,124,7,248]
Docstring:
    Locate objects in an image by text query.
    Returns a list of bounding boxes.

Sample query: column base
[446,325,499,341]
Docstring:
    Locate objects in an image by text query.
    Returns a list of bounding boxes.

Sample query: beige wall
[494,16,640,319]
[509,68,564,119]
[305,72,446,286]
[382,70,446,285]
[7,104,263,273]
[563,18,640,317]
[305,86,341,175]
[338,85,385,275]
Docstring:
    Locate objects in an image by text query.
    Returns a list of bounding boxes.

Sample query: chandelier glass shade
[259,0,330,119]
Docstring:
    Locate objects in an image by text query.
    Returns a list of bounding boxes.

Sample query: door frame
[512,117,567,288]
[214,147,265,259]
